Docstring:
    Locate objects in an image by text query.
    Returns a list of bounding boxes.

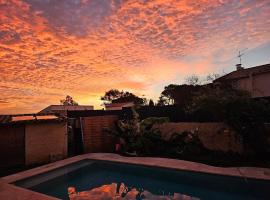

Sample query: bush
[104,108,209,158]
[166,131,208,158]
[186,84,270,155]
[104,109,169,155]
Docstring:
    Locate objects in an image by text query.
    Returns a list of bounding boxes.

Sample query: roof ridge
[215,63,270,81]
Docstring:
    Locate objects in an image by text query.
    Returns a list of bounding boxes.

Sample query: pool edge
[1,153,270,200]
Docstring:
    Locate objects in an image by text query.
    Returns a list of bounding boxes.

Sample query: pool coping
[1,153,270,199]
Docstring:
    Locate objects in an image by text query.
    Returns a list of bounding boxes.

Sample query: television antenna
[237,48,248,65]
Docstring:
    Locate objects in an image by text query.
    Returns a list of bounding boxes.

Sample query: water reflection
[68,183,200,200]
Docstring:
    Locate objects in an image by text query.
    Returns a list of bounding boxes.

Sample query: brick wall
[25,122,67,166]
[81,115,118,153]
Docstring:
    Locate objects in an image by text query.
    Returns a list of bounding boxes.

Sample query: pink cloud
[0,0,269,113]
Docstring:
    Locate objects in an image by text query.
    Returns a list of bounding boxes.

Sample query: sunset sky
[0,0,270,114]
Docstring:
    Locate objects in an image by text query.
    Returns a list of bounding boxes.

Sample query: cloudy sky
[0,0,270,114]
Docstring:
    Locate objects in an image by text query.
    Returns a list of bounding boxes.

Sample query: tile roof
[11,115,58,122]
[38,105,94,114]
[214,63,270,82]
[0,114,64,125]
[104,102,134,108]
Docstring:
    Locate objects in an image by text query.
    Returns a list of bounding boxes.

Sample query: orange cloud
[0,0,269,113]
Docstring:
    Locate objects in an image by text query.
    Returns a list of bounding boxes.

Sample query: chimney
[236,63,243,71]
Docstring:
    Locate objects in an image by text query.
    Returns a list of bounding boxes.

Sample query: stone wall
[156,122,243,154]
[25,122,67,166]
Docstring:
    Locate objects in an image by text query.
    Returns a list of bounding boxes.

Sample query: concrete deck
[1,153,270,199]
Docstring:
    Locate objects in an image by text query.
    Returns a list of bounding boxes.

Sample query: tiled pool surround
[1,153,270,200]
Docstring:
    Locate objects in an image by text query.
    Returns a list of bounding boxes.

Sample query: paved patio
[1,153,270,200]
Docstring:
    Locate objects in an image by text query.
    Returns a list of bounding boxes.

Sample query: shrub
[167,131,208,158]
[186,84,270,155]
[104,109,169,155]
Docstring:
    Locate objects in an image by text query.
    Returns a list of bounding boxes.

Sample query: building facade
[214,64,270,98]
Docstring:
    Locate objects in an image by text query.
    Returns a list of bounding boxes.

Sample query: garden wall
[0,120,67,171]
[25,122,68,166]
[0,125,25,168]
[156,122,243,154]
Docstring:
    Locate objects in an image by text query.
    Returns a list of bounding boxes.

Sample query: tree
[158,84,205,106]
[185,73,221,85]
[60,95,78,106]
[205,73,220,83]
[158,73,221,106]
[101,89,146,105]
[148,99,154,106]
[186,84,270,155]
[185,74,201,85]
[157,96,170,106]
[100,89,122,102]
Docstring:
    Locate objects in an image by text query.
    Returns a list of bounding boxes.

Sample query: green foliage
[224,98,270,155]
[140,117,169,130]
[186,85,249,121]
[168,131,207,157]
[104,109,169,155]
[186,84,270,155]
[105,109,208,157]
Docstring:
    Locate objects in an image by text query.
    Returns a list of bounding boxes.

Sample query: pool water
[15,160,270,200]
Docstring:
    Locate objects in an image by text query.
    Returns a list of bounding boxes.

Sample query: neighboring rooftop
[0,114,64,125]
[104,102,134,110]
[38,105,94,115]
[11,115,58,122]
[214,63,270,82]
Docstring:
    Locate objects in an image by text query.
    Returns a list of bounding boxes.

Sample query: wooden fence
[80,115,118,153]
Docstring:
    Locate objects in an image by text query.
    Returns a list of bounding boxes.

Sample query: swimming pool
[14,159,270,200]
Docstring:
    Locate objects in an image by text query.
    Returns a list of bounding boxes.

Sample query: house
[0,114,67,169]
[104,102,134,110]
[38,105,94,116]
[214,63,270,99]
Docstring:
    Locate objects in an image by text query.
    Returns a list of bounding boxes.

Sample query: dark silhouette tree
[100,89,122,102]
[205,73,220,83]
[156,96,169,106]
[185,74,201,85]
[101,89,146,105]
[185,74,221,85]
[158,84,205,106]
[148,99,154,106]
[60,95,78,105]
